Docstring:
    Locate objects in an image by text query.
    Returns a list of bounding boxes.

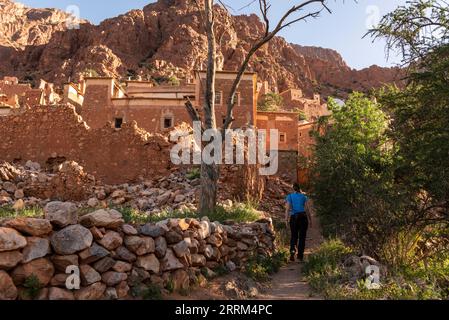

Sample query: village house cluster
[0,71,330,182]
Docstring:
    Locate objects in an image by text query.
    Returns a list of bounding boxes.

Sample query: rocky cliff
[0,0,402,98]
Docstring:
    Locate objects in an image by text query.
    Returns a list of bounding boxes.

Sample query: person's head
[293,183,302,193]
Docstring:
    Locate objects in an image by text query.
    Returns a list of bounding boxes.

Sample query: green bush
[245,249,289,281]
[186,168,200,180]
[23,275,43,300]
[141,284,163,300]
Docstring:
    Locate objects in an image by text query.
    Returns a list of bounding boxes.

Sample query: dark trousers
[289,213,309,259]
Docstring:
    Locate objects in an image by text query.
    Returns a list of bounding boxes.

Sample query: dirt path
[256,211,324,300]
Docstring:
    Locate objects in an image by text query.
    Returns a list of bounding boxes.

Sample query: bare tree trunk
[200,0,219,215]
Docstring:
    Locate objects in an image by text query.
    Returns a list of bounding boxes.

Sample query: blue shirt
[286,193,308,215]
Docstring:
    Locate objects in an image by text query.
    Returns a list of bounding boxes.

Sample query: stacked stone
[0,204,275,300]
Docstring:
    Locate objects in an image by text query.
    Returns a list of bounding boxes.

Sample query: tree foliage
[257,93,284,111]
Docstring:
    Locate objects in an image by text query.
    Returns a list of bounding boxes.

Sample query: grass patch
[245,249,289,281]
[0,206,44,219]
[116,202,262,225]
[186,168,200,180]
[303,239,448,300]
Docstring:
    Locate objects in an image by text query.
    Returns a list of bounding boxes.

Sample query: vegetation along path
[257,210,324,300]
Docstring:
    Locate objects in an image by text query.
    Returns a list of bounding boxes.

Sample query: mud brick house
[280,88,330,122]
[257,111,299,182]
[0,76,59,114]
[80,70,256,133]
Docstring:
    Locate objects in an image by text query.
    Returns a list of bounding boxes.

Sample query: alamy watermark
[169,121,279,176]
[365,265,381,290]
[65,5,81,30]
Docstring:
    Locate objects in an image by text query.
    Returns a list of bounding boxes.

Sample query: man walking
[285,183,312,262]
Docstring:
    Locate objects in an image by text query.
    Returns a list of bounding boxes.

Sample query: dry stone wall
[0,205,275,300]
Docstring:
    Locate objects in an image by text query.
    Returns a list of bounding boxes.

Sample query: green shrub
[245,249,289,281]
[23,275,43,300]
[141,284,162,300]
[186,168,200,180]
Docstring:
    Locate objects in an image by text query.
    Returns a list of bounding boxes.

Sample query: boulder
[12,199,24,211]
[191,254,206,267]
[80,264,101,286]
[93,257,116,273]
[105,287,118,300]
[112,261,132,273]
[197,221,210,239]
[11,257,54,286]
[173,240,190,258]
[102,271,128,286]
[166,230,183,244]
[0,270,18,300]
[124,236,155,255]
[113,246,136,262]
[14,189,24,200]
[140,223,168,237]
[51,225,93,255]
[98,231,123,250]
[136,254,160,274]
[154,236,167,258]
[0,250,23,269]
[78,243,109,264]
[161,249,184,272]
[0,227,27,252]
[87,198,99,208]
[122,224,138,235]
[171,269,189,291]
[2,218,52,237]
[74,282,106,300]
[51,254,79,272]
[44,201,78,227]
[116,281,130,299]
[50,273,69,287]
[22,237,51,263]
[48,287,75,300]
[80,209,124,229]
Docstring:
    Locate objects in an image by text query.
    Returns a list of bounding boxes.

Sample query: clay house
[79,70,256,133]
[62,70,330,182]
[280,88,331,121]
[257,111,300,182]
[0,76,59,108]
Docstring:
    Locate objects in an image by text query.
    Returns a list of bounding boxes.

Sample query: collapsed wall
[0,207,275,300]
[0,105,172,184]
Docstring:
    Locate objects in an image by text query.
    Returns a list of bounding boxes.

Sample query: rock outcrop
[0,0,402,98]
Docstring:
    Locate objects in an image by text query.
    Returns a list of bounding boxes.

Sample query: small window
[214,91,222,105]
[232,92,241,106]
[163,117,173,129]
[114,118,123,129]
[280,133,286,143]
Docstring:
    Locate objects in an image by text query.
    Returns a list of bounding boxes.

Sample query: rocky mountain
[0,0,403,98]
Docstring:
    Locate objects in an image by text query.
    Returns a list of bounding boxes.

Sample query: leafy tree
[257,93,284,111]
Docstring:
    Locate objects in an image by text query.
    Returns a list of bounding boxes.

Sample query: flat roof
[195,69,256,75]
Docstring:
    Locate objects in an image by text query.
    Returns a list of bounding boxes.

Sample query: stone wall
[0,207,275,300]
[0,105,172,184]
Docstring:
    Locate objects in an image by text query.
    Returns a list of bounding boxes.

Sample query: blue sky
[16,0,407,70]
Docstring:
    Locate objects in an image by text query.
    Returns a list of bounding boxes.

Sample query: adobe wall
[196,72,257,129]
[256,111,299,152]
[0,105,172,184]
[0,210,275,300]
